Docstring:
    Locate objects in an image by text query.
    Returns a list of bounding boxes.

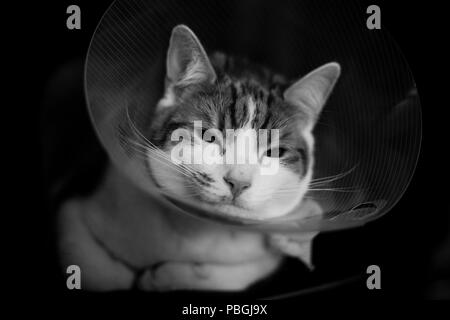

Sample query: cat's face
[147,25,340,219]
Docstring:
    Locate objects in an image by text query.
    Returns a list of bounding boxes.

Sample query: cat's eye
[202,128,216,143]
[198,128,212,143]
[266,147,287,158]
[201,128,224,148]
[201,128,208,138]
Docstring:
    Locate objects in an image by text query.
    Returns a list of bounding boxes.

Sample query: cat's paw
[137,257,281,291]
[137,263,213,291]
[137,267,170,291]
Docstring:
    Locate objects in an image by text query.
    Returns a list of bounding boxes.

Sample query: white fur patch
[157,86,176,108]
[244,97,256,129]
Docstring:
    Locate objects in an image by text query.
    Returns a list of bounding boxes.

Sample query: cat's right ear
[166,25,216,87]
[284,62,341,126]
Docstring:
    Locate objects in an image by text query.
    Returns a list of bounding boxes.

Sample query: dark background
[16,0,449,307]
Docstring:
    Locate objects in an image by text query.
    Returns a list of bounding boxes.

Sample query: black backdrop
[20,0,449,306]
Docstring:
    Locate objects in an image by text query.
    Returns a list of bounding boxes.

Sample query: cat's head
[146,25,340,219]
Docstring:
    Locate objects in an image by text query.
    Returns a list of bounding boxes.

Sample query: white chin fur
[148,148,311,220]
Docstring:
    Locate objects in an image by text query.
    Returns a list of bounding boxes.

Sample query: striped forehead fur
[154,56,311,130]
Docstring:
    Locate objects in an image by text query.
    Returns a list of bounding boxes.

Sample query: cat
[58,25,340,291]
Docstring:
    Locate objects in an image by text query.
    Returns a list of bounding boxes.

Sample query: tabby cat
[58,25,340,291]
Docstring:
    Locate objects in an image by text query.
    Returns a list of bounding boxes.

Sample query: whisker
[126,138,198,176]
[272,186,361,193]
[307,188,361,193]
[124,106,205,176]
[133,141,199,175]
[130,146,194,178]
[124,105,198,172]
[309,165,359,186]
[125,105,155,148]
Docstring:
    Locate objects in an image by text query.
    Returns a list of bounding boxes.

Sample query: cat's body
[59,165,286,291]
[58,25,340,291]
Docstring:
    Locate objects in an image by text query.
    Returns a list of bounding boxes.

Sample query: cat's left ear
[166,25,217,87]
[284,62,341,126]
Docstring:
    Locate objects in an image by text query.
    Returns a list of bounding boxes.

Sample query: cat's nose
[223,176,251,198]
